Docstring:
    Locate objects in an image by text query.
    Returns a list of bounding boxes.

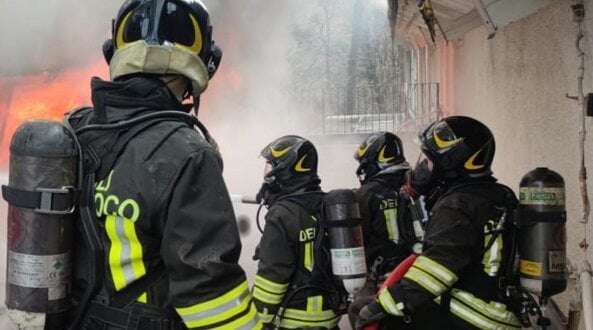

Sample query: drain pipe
[581,262,593,330]
[566,1,592,329]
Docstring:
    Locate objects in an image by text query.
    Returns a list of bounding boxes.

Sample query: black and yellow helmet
[354,132,406,183]
[260,135,319,192]
[103,0,222,93]
[419,116,495,179]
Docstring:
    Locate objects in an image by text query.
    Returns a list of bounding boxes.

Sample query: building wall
[429,0,593,318]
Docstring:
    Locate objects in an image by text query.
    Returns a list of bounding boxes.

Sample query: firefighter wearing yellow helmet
[66,1,260,329]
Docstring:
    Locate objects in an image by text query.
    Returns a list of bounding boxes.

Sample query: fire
[0,53,244,167]
[0,59,108,166]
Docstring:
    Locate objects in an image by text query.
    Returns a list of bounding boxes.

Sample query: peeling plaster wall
[430,0,593,319]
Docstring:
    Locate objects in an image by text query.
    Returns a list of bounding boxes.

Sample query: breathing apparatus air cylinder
[2,121,77,314]
[517,167,567,298]
[323,189,367,298]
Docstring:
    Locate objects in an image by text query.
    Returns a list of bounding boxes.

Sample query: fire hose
[363,254,417,330]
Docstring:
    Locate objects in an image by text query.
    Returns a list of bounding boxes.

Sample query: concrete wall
[428,0,593,320]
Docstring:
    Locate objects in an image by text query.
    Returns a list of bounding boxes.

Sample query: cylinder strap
[321,218,361,228]
[1,185,77,215]
[518,209,567,224]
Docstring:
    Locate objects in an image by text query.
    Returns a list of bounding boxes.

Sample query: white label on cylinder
[7,251,71,289]
[331,247,367,276]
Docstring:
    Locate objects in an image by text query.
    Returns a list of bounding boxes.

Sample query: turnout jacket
[377,178,522,329]
[71,77,260,329]
[356,171,418,276]
[253,192,341,329]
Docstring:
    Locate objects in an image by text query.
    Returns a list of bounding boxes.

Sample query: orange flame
[0,54,244,168]
[0,59,108,166]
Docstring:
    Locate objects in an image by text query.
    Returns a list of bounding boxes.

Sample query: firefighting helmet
[261,135,320,192]
[103,0,222,95]
[411,116,495,192]
[354,132,406,183]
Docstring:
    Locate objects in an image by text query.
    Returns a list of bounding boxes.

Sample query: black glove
[355,300,386,330]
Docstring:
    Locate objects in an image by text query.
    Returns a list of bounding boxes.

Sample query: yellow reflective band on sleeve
[450,289,521,328]
[175,280,253,329]
[414,256,458,286]
[283,308,338,322]
[384,208,399,243]
[404,267,448,296]
[482,233,503,277]
[211,303,263,330]
[304,242,314,272]
[254,275,289,295]
[253,286,284,305]
[378,289,404,316]
[105,215,148,301]
[276,295,339,329]
[279,316,341,329]
[280,309,339,329]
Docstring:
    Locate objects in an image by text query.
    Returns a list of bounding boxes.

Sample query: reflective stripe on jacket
[253,194,340,329]
[379,180,520,329]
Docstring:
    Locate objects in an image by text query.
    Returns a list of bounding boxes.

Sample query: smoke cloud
[0,0,120,76]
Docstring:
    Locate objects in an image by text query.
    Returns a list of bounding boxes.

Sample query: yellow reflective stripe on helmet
[378,146,395,163]
[294,155,312,173]
[105,215,147,294]
[270,146,292,158]
[303,241,314,272]
[253,285,284,305]
[450,289,521,327]
[414,256,458,286]
[384,208,399,243]
[210,303,262,330]
[404,267,448,296]
[464,149,486,170]
[433,130,463,149]
[176,280,253,328]
[378,289,404,316]
[174,14,203,54]
[482,233,503,277]
[115,11,133,48]
[254,275,288,295]
[357,144,370,157]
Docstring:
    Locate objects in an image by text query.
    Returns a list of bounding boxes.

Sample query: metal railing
[321,82,441,136]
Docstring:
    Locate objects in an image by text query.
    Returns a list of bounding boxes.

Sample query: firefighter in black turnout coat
[67,1,260,329]
[348,132,419,327]
[253,136,341,329]
[354,132,416,277]
[356,116,522,330]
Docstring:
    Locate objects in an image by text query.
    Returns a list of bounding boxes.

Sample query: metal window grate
[321,82,441,136]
